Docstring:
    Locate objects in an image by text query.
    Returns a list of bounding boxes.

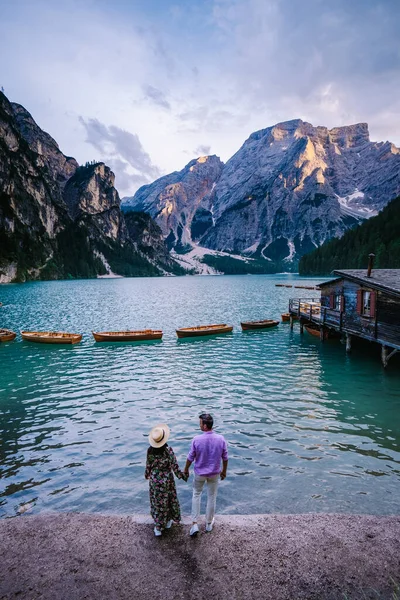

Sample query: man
[184,413,228,536]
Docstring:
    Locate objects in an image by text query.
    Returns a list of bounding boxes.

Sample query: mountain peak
[328,123,370,147]
[248,119,370,148]
[186,154,222,172]
[11,100,78,184]
[121,154,224,250]
[248,119,309,142]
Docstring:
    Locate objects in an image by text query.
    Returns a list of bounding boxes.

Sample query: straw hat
[148,424,170,448]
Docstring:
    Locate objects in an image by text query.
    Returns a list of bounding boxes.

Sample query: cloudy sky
[1,0,399,196]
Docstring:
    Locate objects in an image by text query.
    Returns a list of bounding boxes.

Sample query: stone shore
[1,513,400,600]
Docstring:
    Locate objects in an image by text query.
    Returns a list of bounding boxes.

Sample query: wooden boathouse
[289,262,400,367]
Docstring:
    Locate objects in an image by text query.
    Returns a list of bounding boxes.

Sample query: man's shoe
[154,527,162,537]
[190,523,199,537]
[205,518,215,532]
[166,520,173,529]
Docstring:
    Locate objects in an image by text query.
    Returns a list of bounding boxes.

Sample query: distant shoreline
[0,272,330,285]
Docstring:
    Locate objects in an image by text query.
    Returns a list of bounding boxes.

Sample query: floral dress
[145,445,187,531]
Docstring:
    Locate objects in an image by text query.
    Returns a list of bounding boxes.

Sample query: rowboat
[92,330,162,342]
[304,324,320,337]
[294,285,317,290]
[241,319,279,331]
[176,324,233,338]
[0,329,16,342]
[21,331,82,344]
[304,324,331,340]
[281,313,298,322]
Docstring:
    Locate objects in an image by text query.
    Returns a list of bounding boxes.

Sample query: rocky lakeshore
[1,513,400,600]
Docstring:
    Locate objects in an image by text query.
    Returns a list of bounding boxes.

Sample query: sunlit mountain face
[122,120,400,270]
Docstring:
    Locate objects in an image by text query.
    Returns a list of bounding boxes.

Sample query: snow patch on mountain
[171,244,255,275]
[284,241,296,262]
[336,189,378,219]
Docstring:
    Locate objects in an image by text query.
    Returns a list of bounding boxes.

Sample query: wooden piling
[382,345,388,368]
[346,334,352,353]
[381,345,398,368]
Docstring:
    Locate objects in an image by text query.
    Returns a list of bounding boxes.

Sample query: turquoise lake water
[1,275,400,518]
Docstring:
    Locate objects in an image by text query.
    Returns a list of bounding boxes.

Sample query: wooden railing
[289,297,321,320]
[289,298,342,329]
[321,307,342,329]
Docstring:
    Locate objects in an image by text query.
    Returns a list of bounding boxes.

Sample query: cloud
[79,117,162,195]
[194,145,211,156]
[210,0,400,138]
[143,85,171,110]
[1,0,399,197]
[106,158,150,194]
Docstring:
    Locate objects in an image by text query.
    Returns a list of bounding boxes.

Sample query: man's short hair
[199,413,213,429]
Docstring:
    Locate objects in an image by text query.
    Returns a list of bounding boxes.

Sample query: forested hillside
[299,196,400,275]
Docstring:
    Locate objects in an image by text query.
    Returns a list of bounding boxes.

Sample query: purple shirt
[187,430,228,477]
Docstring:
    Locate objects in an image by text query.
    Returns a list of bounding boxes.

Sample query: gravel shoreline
[1,513,400,600]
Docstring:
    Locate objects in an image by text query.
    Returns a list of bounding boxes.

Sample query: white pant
[191,473,219,523]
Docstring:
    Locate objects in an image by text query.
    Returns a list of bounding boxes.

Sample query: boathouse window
[334,294,343,311]
[329,293,344,312]
[363,292,371,316]
[356,290,376,317]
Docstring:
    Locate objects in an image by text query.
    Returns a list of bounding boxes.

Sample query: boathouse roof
[319,269,400,297]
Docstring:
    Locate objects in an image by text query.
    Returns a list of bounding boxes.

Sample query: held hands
[183,469,190,482]
[220,471,227,481]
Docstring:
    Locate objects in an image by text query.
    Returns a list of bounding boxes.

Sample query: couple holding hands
[145,413,228,537]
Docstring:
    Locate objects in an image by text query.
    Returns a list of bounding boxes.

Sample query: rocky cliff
[0,91,180,282]
[123,119,400,269]
[202,120,400,263]
[12,102,79,186]
[122,155,224,252]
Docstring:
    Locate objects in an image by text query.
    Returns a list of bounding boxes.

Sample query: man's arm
[184,458,192,476]
[220,459,228,480]
[185,439,196,476]
[220,438,228,480]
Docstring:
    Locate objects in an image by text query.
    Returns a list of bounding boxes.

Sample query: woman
[145,423,188,536]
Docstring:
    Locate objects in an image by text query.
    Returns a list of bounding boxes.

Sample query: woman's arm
[168,447,188,480]
[144,450,152,479]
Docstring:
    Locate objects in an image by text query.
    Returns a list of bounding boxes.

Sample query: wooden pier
[288,267,400,367]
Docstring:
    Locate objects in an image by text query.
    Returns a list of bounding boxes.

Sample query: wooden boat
[176,324,233,338]
[0,328,16,342]
[92,330,162,342]
[281,313,299,322]
[294,285,317,289]
[241,319,279,331]
[304,324,331,340]
[21,331,82,344]
[304,324,320,337]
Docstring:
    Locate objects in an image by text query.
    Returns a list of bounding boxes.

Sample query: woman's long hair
[147,443,168,456]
